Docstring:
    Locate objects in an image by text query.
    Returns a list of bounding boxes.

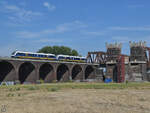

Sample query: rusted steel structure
[117,55,125,83]
[87,43,129,83]
[86,51,107,65]
[145,47,150,69]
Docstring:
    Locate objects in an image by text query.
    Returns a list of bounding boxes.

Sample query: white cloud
[16,31,40,38]
[44,20,87,34]
[36,38,63,43]
[16,20,87,38]
[82,31,106,36]
[43,2,56,11]
[109,26,150,31]
[0,2,42,24]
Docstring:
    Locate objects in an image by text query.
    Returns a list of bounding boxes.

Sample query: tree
[37,46,79,56]
[72,49,78,56]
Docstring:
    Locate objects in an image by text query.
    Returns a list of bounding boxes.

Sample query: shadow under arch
[39,63,54,81]
[85,65,94,79]
[57,64,69,81]
[19,62,35,84]
[71,65,82,80]
[0,61,14,82]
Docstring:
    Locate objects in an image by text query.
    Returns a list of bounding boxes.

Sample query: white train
[11,51,87,63]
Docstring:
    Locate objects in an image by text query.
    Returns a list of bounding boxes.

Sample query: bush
[18,93,21,97]
[9,87,20,91]
[126,80,128,84]
[7,93,14,97]
[16,87,21,91]
[47,87,60,92]
[28,86,39,91]
[1,82,6,86]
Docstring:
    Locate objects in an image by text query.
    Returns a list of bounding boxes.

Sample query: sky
[0,0,150,57]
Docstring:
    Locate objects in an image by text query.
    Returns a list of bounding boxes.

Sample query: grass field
[0,82,150,113]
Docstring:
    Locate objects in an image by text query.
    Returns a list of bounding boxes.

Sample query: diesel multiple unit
[11,51,87,63]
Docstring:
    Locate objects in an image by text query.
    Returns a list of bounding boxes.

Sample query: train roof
[13,51,87,58]
[15,51,55,56]
[57,55,70,57]
[57,55,86,58]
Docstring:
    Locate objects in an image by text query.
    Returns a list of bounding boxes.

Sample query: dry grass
[0,82,150,113]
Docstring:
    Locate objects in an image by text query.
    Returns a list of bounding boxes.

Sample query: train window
[48,55,56,58]
[40,55,44,57]
[74,58,80,60]
[12,51,16,55]
[28,54,34,57]
[33,54,38,57]
[16,53,26,56]
[44,55,47,57]
[58,56,65,59]
[81,58,87,62]
[70,57,74,60]
[66,57,70,60]
[37,55,41,57]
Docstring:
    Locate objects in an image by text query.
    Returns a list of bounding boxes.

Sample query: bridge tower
[129,41,147,81]
[106,43,123,82]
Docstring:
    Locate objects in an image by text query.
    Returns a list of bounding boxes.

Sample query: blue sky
[0,0,150,56]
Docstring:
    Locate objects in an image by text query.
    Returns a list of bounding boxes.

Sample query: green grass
[0,82,150,91]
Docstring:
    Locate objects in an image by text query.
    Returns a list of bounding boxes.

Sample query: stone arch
[71,65,83,80]
[57,64,69,81]
[19,62,35,84]
[39,63,54,82]
[85,65,94,79]
[0,61,15,82]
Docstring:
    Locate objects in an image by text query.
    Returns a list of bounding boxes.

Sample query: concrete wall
[106,64,117,82]
[128,63,147,82]
[106,63,148,82]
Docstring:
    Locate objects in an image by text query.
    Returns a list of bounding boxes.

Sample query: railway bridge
[0,57,100,84]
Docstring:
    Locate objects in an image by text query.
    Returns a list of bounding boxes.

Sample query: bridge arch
[71,65,82,80]
[39,63,54,82]
[57,64,69,81]
[19,62,35,84]
[0,61,15,82]
[85,65,94,79]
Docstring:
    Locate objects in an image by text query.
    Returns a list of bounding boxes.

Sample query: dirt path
[0,88,150,113]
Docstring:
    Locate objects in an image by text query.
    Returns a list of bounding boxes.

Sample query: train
[11,51,87,63]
